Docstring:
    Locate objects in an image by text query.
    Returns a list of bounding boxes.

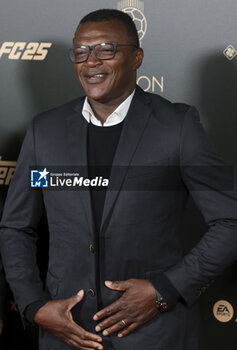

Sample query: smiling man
[1,8,237,350]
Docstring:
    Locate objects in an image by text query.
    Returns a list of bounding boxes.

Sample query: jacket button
[89,244,94,253]
[88,288,95,297]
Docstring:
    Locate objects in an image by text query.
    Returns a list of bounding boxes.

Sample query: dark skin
[34,20,159,350]
[93,280,159,338]
[34,290,104,350]
[73,21,144,123]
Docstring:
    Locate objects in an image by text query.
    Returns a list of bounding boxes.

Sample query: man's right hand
[34,290,103,350]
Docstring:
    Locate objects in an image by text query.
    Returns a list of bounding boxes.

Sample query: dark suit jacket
[0,86,237,350]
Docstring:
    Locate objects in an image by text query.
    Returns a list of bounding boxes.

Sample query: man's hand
[34,290,103,350]
[0,320,3,335]
[93,279,159,338]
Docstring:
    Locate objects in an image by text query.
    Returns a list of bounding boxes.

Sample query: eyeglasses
[68,41,138,63]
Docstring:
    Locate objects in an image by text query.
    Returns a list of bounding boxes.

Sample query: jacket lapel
[66,98,95,237]
[100,86,153,235]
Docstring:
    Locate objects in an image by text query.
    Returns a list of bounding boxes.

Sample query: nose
[86,49,102,66]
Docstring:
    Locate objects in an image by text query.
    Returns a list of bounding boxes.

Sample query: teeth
[86,73,105,80]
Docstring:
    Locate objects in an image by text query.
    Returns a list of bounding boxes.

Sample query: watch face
[160,300,168,311]
[156,299,168,312]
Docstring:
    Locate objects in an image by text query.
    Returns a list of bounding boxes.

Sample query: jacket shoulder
[147,91,192,123]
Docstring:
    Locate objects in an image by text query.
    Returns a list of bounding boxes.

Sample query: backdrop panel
[0,1,236,349]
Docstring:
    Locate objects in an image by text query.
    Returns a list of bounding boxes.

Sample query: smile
[84,73,108,83]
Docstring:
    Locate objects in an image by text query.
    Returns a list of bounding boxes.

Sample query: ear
[133,47,144,70]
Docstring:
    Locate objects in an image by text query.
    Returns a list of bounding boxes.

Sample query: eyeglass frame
[68,41,139,63]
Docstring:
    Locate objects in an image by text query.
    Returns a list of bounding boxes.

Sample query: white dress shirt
[82,90,135,127]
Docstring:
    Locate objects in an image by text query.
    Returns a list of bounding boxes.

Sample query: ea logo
[213,300,234,323]
[118,0,147,42]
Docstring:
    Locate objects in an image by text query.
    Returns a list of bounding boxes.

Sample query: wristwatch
[155,289,168,312]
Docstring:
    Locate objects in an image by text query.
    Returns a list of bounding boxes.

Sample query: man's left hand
[93,279,159,338]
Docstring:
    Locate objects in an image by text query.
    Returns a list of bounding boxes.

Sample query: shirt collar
[82,89,135,127]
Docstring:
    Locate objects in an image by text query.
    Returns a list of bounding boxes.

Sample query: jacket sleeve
[0,120,50,321]
[164,106,237,308]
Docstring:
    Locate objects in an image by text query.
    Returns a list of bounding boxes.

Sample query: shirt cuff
[151,273,181,310]
[24,300,49,324]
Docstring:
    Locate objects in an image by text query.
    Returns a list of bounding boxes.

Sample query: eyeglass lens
[71,42,115,63]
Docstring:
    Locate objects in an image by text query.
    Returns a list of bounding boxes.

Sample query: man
[0,8,237,350]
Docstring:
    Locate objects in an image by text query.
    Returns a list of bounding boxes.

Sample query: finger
[95,312,125,332]
[105,280,131,291]
[102,318,130,336]
[117,322,139,338]
[78,338,103,350]
[66,290,85,311]
[65,334,103,350]
[82,329,103,343]
[68,322,103,342]
[78,348,103,350]
[93,299,122,321]
[65,336,102,350]
[64,338,79,348]
[95,311,124,332]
